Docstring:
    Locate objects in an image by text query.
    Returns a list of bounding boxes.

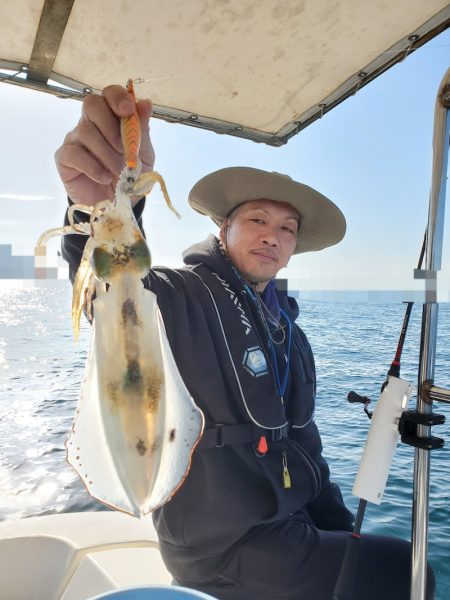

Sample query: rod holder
[352,376,412,505]
[399,410,445,450]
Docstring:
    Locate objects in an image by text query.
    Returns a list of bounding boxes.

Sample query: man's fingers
[76,120,123,177]
[56,144,113,186]
[82,93,123,153]
[137,98,153,122]
[101,84,135,117]
[56,85,156,205]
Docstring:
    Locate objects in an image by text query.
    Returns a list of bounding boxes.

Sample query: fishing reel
[347,390,373,419]
[348,387,445,445]
[347,378,445,504]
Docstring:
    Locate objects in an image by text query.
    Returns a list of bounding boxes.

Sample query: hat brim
[188,167,346,254]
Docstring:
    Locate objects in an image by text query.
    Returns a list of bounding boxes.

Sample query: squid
[38,80,204,517]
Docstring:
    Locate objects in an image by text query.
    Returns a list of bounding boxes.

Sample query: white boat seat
[0,513,174,600]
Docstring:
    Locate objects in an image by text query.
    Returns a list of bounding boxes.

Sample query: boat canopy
[1,0,449,145]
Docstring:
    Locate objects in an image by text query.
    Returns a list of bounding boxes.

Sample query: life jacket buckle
[270,422,290,442]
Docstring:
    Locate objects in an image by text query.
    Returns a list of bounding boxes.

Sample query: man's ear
[219,218,230,244]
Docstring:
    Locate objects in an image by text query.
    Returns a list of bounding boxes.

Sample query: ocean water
[0,283,449,598]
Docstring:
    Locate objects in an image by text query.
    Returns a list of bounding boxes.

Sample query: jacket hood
[183,235,300,321]
[183,235,245,291]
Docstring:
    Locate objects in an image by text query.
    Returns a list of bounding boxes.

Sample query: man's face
[219,199,299,291]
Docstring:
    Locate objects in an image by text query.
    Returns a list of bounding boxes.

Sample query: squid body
[38,80,204,517]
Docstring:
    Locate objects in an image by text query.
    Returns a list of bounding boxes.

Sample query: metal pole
[427,385,450,404]
[410,70,450,600]
[411,304,437,600]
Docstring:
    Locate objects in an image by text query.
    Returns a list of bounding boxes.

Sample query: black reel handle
[347,391,370,404]
[347,391,372,419]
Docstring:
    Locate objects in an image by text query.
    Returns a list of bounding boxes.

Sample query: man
[56,85,434,600]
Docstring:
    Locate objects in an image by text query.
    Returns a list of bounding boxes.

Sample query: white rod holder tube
[353,376,412,504]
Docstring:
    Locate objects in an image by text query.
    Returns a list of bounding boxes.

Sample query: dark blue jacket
[62,199,354,583]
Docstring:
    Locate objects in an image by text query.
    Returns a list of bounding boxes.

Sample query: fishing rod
[332,233,427,600]
[386,235,426,382]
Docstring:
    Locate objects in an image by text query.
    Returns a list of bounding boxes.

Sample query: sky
[0,28,449,293]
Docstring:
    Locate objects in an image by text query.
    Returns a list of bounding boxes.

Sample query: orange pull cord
[257,436,268,456]
[121,79,141,171]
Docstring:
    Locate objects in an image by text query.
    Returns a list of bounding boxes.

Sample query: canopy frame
[410,71,450,600]
[0,2,449,146]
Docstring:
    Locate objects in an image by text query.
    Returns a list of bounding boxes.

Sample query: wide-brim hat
[188,167,346,254]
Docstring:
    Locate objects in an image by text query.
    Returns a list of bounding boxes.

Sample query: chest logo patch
[243,347,268,377]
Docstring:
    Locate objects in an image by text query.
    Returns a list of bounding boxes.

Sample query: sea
[0,282,449,599]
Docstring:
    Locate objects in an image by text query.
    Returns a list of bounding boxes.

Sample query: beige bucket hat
[188,167,346,254]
